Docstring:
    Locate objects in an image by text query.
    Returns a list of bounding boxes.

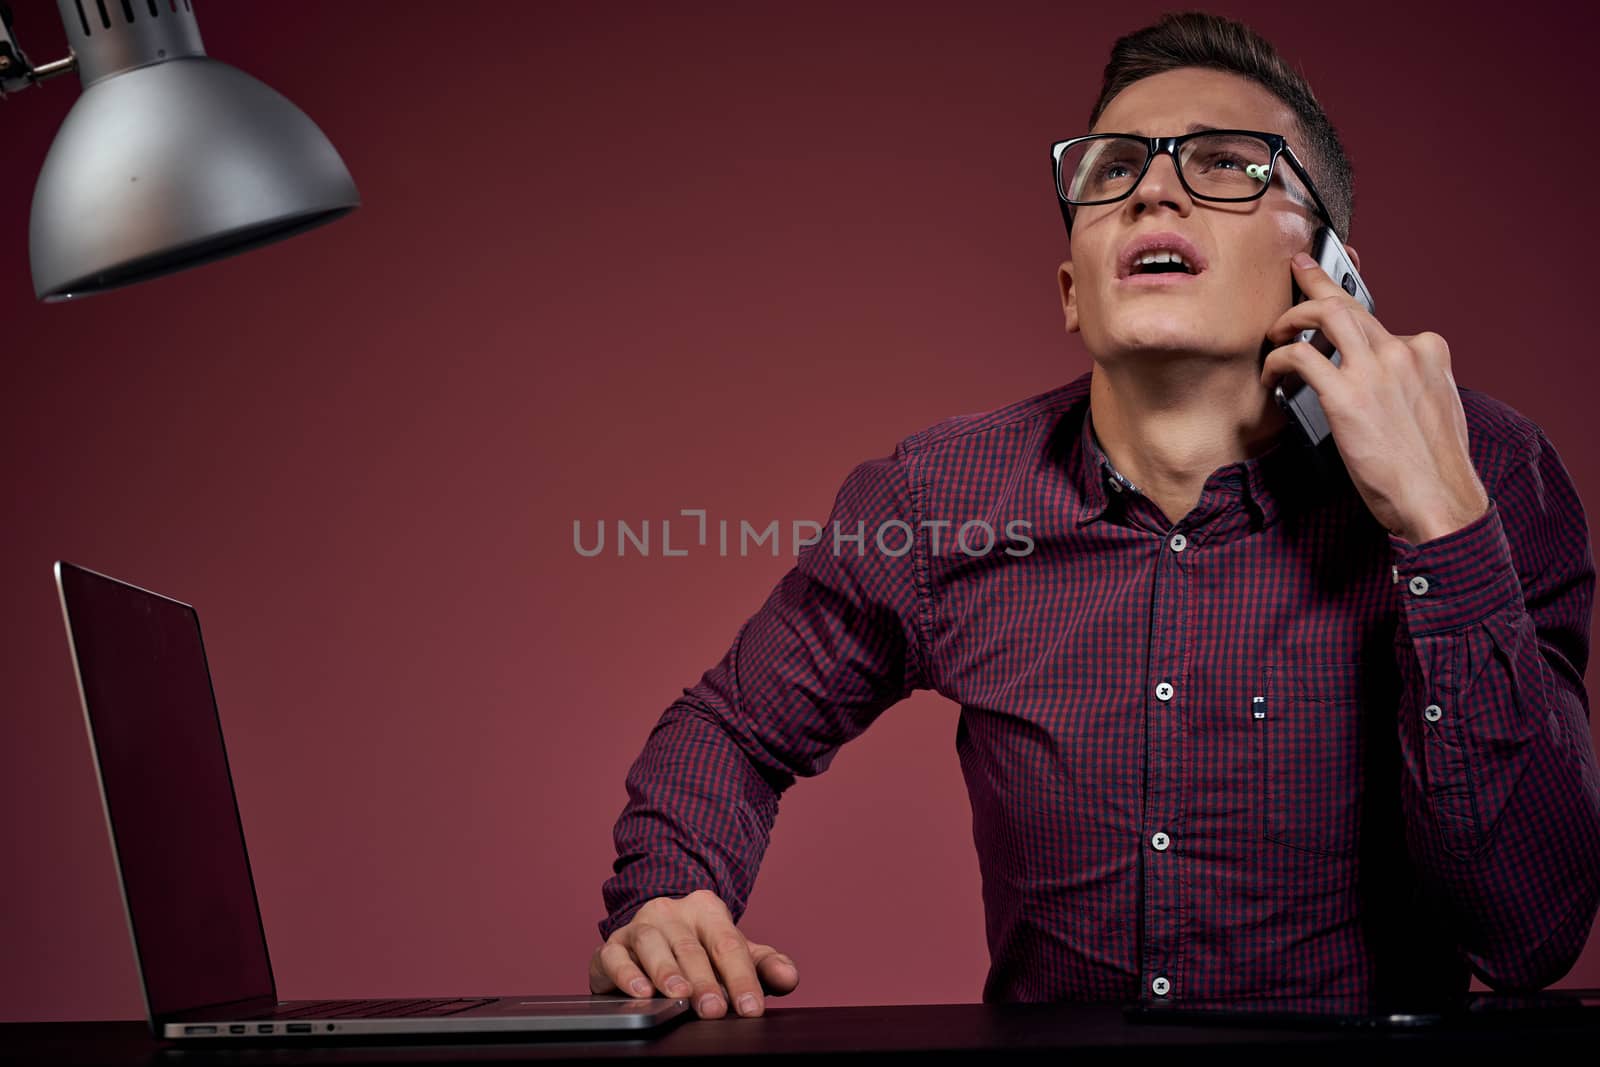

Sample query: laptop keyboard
[249,998,496,1020]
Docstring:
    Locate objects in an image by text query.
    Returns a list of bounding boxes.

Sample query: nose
[1127,150,1192,222]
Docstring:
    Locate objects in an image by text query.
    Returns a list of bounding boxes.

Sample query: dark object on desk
[1126,988,1600,1031]
[51,561,690,1042]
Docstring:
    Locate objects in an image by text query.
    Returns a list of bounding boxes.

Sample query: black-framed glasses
[1049,129,1334,236]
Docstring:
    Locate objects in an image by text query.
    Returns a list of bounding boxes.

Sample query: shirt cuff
[1388,498,1521,636]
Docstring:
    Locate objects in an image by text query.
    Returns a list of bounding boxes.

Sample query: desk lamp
[1,0,359,301]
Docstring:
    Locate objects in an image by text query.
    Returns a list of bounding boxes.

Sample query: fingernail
[667,977,691,997]
[629,978,651,996]
[697,993,723,1015]
[737,993,759,1016]
[1293,252,1316,268]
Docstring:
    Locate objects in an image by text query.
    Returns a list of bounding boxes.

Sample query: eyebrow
[1123,122,1218,136]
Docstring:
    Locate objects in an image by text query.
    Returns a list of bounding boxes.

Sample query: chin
[1100,329,1252,366]
[1110,319,1214,355]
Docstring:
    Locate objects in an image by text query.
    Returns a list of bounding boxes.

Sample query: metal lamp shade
[29,56,360,301]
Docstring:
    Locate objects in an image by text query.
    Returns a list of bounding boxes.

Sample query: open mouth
[1117,237,1207,284]
[1132,261,1196,276]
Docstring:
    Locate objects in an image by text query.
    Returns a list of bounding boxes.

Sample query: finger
[747,942,801,995]
[1261,339,1345,400]
[1288,249,1347,298]
[1289,251,1388,354]
[592,940,656,998]
[1264,298,1378,374]
[1265,294,1343,345]
[588,944,618,995]
[659,922,729,1018]
[699,921,768,1017]
[629,922,696,1001]
[1264,292,1373,347]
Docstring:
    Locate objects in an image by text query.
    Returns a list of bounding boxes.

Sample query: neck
[1088,356,1289,527]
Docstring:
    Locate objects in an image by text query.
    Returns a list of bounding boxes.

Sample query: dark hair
[1087,10,1355,241]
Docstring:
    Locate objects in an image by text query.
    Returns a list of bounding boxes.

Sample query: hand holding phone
[1270,226,1374,448]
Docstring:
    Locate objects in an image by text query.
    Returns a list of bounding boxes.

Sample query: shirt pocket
[1257,661,1365,858]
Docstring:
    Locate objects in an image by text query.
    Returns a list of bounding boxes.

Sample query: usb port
[286,1023,312,1033]
[184,1025,217,1035]
[256,1024,274,1033]
[229,1025,246,1034]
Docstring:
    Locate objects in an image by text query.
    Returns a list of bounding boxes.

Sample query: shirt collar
[1071,394,1317,530]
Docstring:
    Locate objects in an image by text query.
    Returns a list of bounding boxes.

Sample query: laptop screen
[56,562,275,1021]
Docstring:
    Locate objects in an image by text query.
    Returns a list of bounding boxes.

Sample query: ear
[1344,243,1361,274]
[1058,260,1080,334]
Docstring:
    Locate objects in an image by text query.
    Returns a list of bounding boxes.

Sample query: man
[588,11,1600,1019]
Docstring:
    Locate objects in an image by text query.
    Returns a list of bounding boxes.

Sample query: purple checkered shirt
[599,369,1600,1002]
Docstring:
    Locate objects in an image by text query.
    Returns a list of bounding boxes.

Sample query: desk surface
[7,998,1600,1066]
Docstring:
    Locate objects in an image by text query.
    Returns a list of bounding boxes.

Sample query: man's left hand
[1260,252,1490,545]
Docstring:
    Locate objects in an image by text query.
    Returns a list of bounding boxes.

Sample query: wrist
[1398,487,1490,546]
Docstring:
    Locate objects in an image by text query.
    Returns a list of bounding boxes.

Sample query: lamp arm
[0,3,77,98]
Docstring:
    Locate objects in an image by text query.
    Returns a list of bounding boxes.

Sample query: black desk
[6,998,1600,1066]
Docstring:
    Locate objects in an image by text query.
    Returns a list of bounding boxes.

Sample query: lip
[1118,271,1202,287]
[1117,230,1208,280]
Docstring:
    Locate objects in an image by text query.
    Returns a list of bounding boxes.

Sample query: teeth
[1135,249,1190,268]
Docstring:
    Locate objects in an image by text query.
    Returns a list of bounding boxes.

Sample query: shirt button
[1155,682,1174,701]
[1151,832,1170,851]
[1169,533,1187,552]
[1151,976,1171,997]
[1408,575,1430,596]
[1424,703,1443,722]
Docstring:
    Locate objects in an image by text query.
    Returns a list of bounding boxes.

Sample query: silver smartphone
[1272,225,1374,448]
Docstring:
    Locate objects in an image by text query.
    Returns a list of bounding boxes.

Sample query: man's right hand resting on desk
[588,889,801,1019]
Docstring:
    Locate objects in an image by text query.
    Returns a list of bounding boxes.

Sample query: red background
[3,0,1597,1022]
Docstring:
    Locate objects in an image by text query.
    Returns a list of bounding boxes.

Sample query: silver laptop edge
[53,561,690,1041]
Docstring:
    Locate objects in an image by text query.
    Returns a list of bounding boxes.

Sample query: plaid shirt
[599,369,1600,1003]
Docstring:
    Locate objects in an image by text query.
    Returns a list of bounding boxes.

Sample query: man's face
[1058,67,1326,368]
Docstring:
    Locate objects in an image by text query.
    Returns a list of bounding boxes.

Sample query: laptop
[52,560,691,1041]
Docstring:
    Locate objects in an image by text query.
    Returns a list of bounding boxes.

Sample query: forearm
[599,697,787,941]
[1391,502,1600,989]
[1396,644,1600,987]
